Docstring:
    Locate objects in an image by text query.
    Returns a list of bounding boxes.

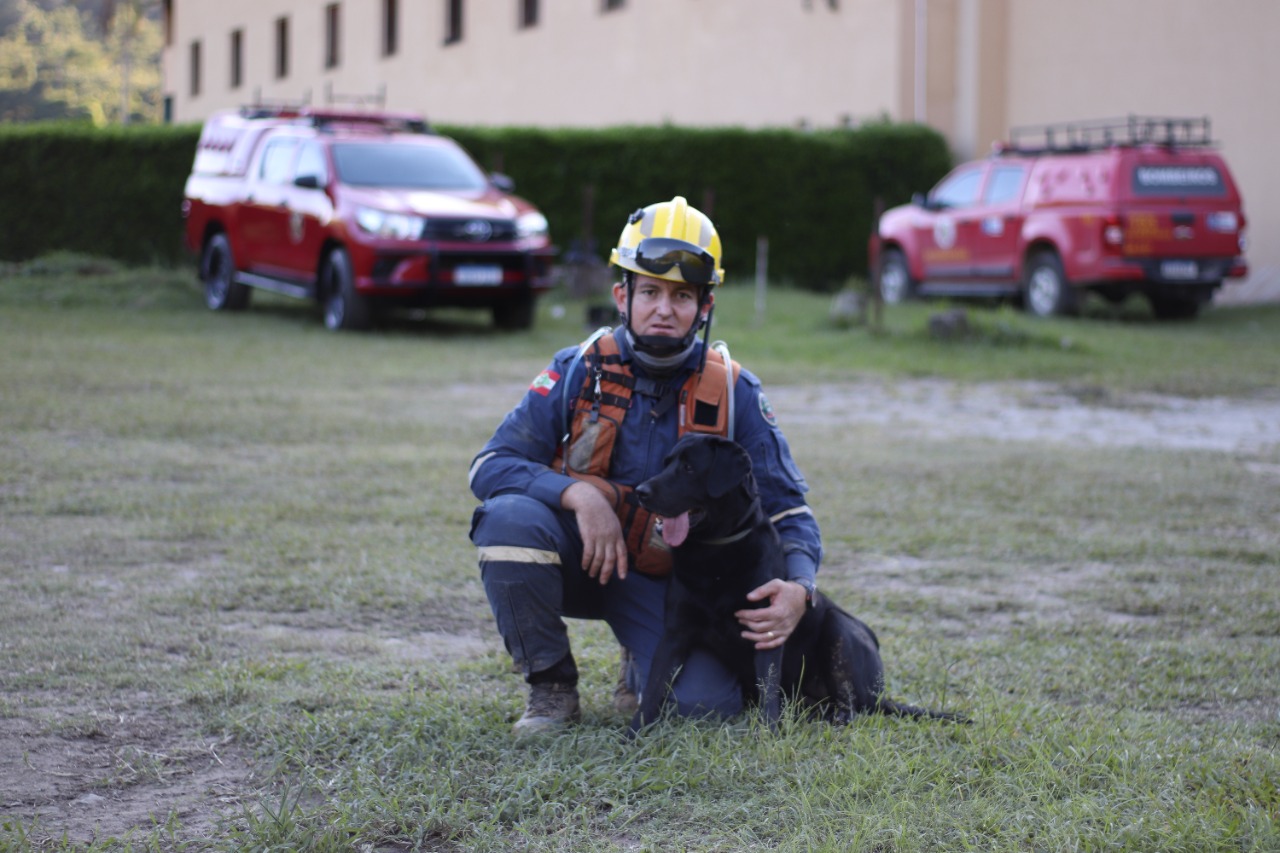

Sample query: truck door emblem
[933,217,956,249]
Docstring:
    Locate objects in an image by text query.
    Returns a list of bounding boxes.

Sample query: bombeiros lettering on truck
[872,116,1248,320]
[1134,166,1221,190]
[181,105,555,331]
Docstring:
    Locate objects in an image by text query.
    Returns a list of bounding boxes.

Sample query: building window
[445,0,463,44]
[325,4,341,69]
[230,29,243,89]
[162,0,173,46]
[519,0,539,28]
[189,40,201,96]
[382,0,399,56]
[602,0,624,11]
[275,16,289,79]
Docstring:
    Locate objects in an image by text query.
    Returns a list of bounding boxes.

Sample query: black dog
[630,434,965,733]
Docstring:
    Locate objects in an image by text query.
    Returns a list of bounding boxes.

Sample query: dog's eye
[681,463,695,473]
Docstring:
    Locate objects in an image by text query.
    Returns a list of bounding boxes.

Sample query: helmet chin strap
[626,329,696,373]
[622,272,714,373]
[695,302,715,374]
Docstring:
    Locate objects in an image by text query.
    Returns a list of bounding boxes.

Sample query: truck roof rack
[239,99,310,121]
[235,103,431,134]
[307,108,432,134]
[1003,115,1214,155]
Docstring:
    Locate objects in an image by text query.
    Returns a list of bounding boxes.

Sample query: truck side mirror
[294,174,323,190]
[911,191,927,208]
[490,173,515,193]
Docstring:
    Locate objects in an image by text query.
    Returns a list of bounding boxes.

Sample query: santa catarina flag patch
[530,369,560,396]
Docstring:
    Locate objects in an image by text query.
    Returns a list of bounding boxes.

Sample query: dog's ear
[706,439,750,498]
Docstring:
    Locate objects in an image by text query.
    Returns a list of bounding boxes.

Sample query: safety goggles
[633,238,718,286]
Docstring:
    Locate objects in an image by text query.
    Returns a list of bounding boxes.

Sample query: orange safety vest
[553,331,740,577]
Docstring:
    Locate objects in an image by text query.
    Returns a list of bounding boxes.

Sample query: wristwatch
[794,578,817,610]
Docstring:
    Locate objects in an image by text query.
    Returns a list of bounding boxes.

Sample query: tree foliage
[0,0,162,124]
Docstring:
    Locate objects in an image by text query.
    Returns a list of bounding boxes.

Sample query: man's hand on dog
[736,579,807,649]
[562,481,629,584]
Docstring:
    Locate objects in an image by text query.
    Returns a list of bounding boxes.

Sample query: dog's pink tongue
[661,513,690,547]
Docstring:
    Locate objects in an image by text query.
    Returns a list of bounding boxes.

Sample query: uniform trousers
[470,493,743,718]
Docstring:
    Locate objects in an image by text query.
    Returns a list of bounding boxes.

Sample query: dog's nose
[634,482,651,504]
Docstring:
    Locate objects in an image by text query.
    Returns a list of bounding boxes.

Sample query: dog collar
[692,495,761,546]
[697,527,754,546]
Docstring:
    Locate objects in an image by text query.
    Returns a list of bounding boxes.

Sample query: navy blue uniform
[469,328,822,717]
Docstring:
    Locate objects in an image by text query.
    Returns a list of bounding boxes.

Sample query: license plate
[454,265,503,286]
[1160,260,1198,280]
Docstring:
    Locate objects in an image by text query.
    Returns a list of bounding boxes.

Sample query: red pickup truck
[182,106,555,330]
[873,116,1248,319]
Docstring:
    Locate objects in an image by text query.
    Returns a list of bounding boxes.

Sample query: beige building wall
[166,0,902,129]
[163,0,1276,298]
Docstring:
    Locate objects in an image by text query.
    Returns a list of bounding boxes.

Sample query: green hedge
[0,122,200,267]
[0,120,950,288]
[443,122,951,289]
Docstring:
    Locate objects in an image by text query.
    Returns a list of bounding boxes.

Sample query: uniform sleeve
[467,347,581,509]
[732,368,824,584]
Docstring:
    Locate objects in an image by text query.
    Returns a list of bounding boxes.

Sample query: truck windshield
[331,141,489,191]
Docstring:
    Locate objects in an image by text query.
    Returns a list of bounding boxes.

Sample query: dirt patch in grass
[1,622,500,847]
[854,556,1157,637]
[771,380,1280,453]
[0,701,255,846]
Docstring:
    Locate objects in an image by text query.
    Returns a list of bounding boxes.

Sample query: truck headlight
[356,207,426,240]
[516,211,548,240]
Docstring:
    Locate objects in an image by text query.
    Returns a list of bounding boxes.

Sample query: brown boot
[513,682,581,736]
[612,647,639,715]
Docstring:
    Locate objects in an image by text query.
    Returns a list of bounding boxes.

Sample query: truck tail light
[1101,215,1124,249]
[1206,211,1238,233]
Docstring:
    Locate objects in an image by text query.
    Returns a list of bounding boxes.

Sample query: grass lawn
[1,256,1277,851]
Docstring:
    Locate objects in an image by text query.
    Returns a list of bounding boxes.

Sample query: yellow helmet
[609,196,724,287]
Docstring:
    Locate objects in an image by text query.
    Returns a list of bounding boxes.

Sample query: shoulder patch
[758,392,778,426]
[530,369,560,396]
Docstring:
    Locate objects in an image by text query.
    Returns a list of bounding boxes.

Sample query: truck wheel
[878,248,915,304]
[493,295,535,331]
[201,233,250,311]
[1023,250,1078,317]
[320,249,371,331]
